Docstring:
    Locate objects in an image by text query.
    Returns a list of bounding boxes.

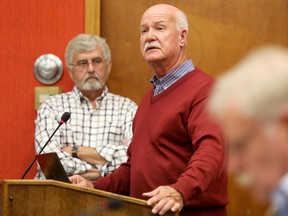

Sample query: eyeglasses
[71,57,107,70]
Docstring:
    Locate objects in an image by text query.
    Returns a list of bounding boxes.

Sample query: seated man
[34,34,138,181]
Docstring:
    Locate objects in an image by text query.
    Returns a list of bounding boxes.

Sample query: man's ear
[279,106,288,126]
[105,62,112,81]
[276,107,288,156]
[107,62,112,75]
[179,29,188,47]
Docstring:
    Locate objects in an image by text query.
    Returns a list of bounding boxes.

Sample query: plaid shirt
[35,86,137,179]
[151,59,195,95]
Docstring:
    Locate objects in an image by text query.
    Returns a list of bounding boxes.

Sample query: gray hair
[65,34,111,71]
[176,10,188,32]
[208,46,288,122]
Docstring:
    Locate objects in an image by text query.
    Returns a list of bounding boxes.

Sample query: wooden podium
[0,180,178,216]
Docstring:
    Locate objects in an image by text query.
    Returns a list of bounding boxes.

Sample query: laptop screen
[35,152,70,183]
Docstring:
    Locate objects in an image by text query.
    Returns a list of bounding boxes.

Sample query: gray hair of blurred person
[208,46,288,123]
[65,34,112,72]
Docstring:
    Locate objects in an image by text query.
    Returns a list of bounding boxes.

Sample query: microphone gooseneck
[21,112,71,179]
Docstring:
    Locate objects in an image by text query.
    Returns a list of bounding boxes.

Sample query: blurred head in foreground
[208,46,288,202]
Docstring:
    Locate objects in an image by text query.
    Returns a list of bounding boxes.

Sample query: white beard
[77,74,105,91]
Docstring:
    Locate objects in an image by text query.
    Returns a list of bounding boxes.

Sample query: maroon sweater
[93,69,228,215]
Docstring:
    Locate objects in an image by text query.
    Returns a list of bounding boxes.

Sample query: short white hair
[208,46,288,122]
[176,10,188,32]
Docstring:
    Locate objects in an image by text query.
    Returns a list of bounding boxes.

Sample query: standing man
[35,34,138,181]
[208,46,288,216]
[70,4,228,216]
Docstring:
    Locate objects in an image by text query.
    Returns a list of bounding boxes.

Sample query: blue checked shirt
[151,59,195,96]
[35,86,138,179]
[272,173,288,216]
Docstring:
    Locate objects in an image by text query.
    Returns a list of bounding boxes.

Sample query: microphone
[21,112,71,179]
[59,112,71,124]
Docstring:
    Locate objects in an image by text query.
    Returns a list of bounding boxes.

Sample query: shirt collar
[150,59,195,87]
[271,173,288,212]
[150,59,195,95]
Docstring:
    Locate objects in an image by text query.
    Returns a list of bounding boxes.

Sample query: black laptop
[35,152,71,183]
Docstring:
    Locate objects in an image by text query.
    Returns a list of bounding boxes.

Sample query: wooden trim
[0,180,178,216]
[0,180,147,206]
[85,0,101,35]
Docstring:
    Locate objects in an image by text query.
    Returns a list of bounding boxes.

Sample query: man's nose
[87,62,95,73]
[228,154,244,174]
[145,29,157,41]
